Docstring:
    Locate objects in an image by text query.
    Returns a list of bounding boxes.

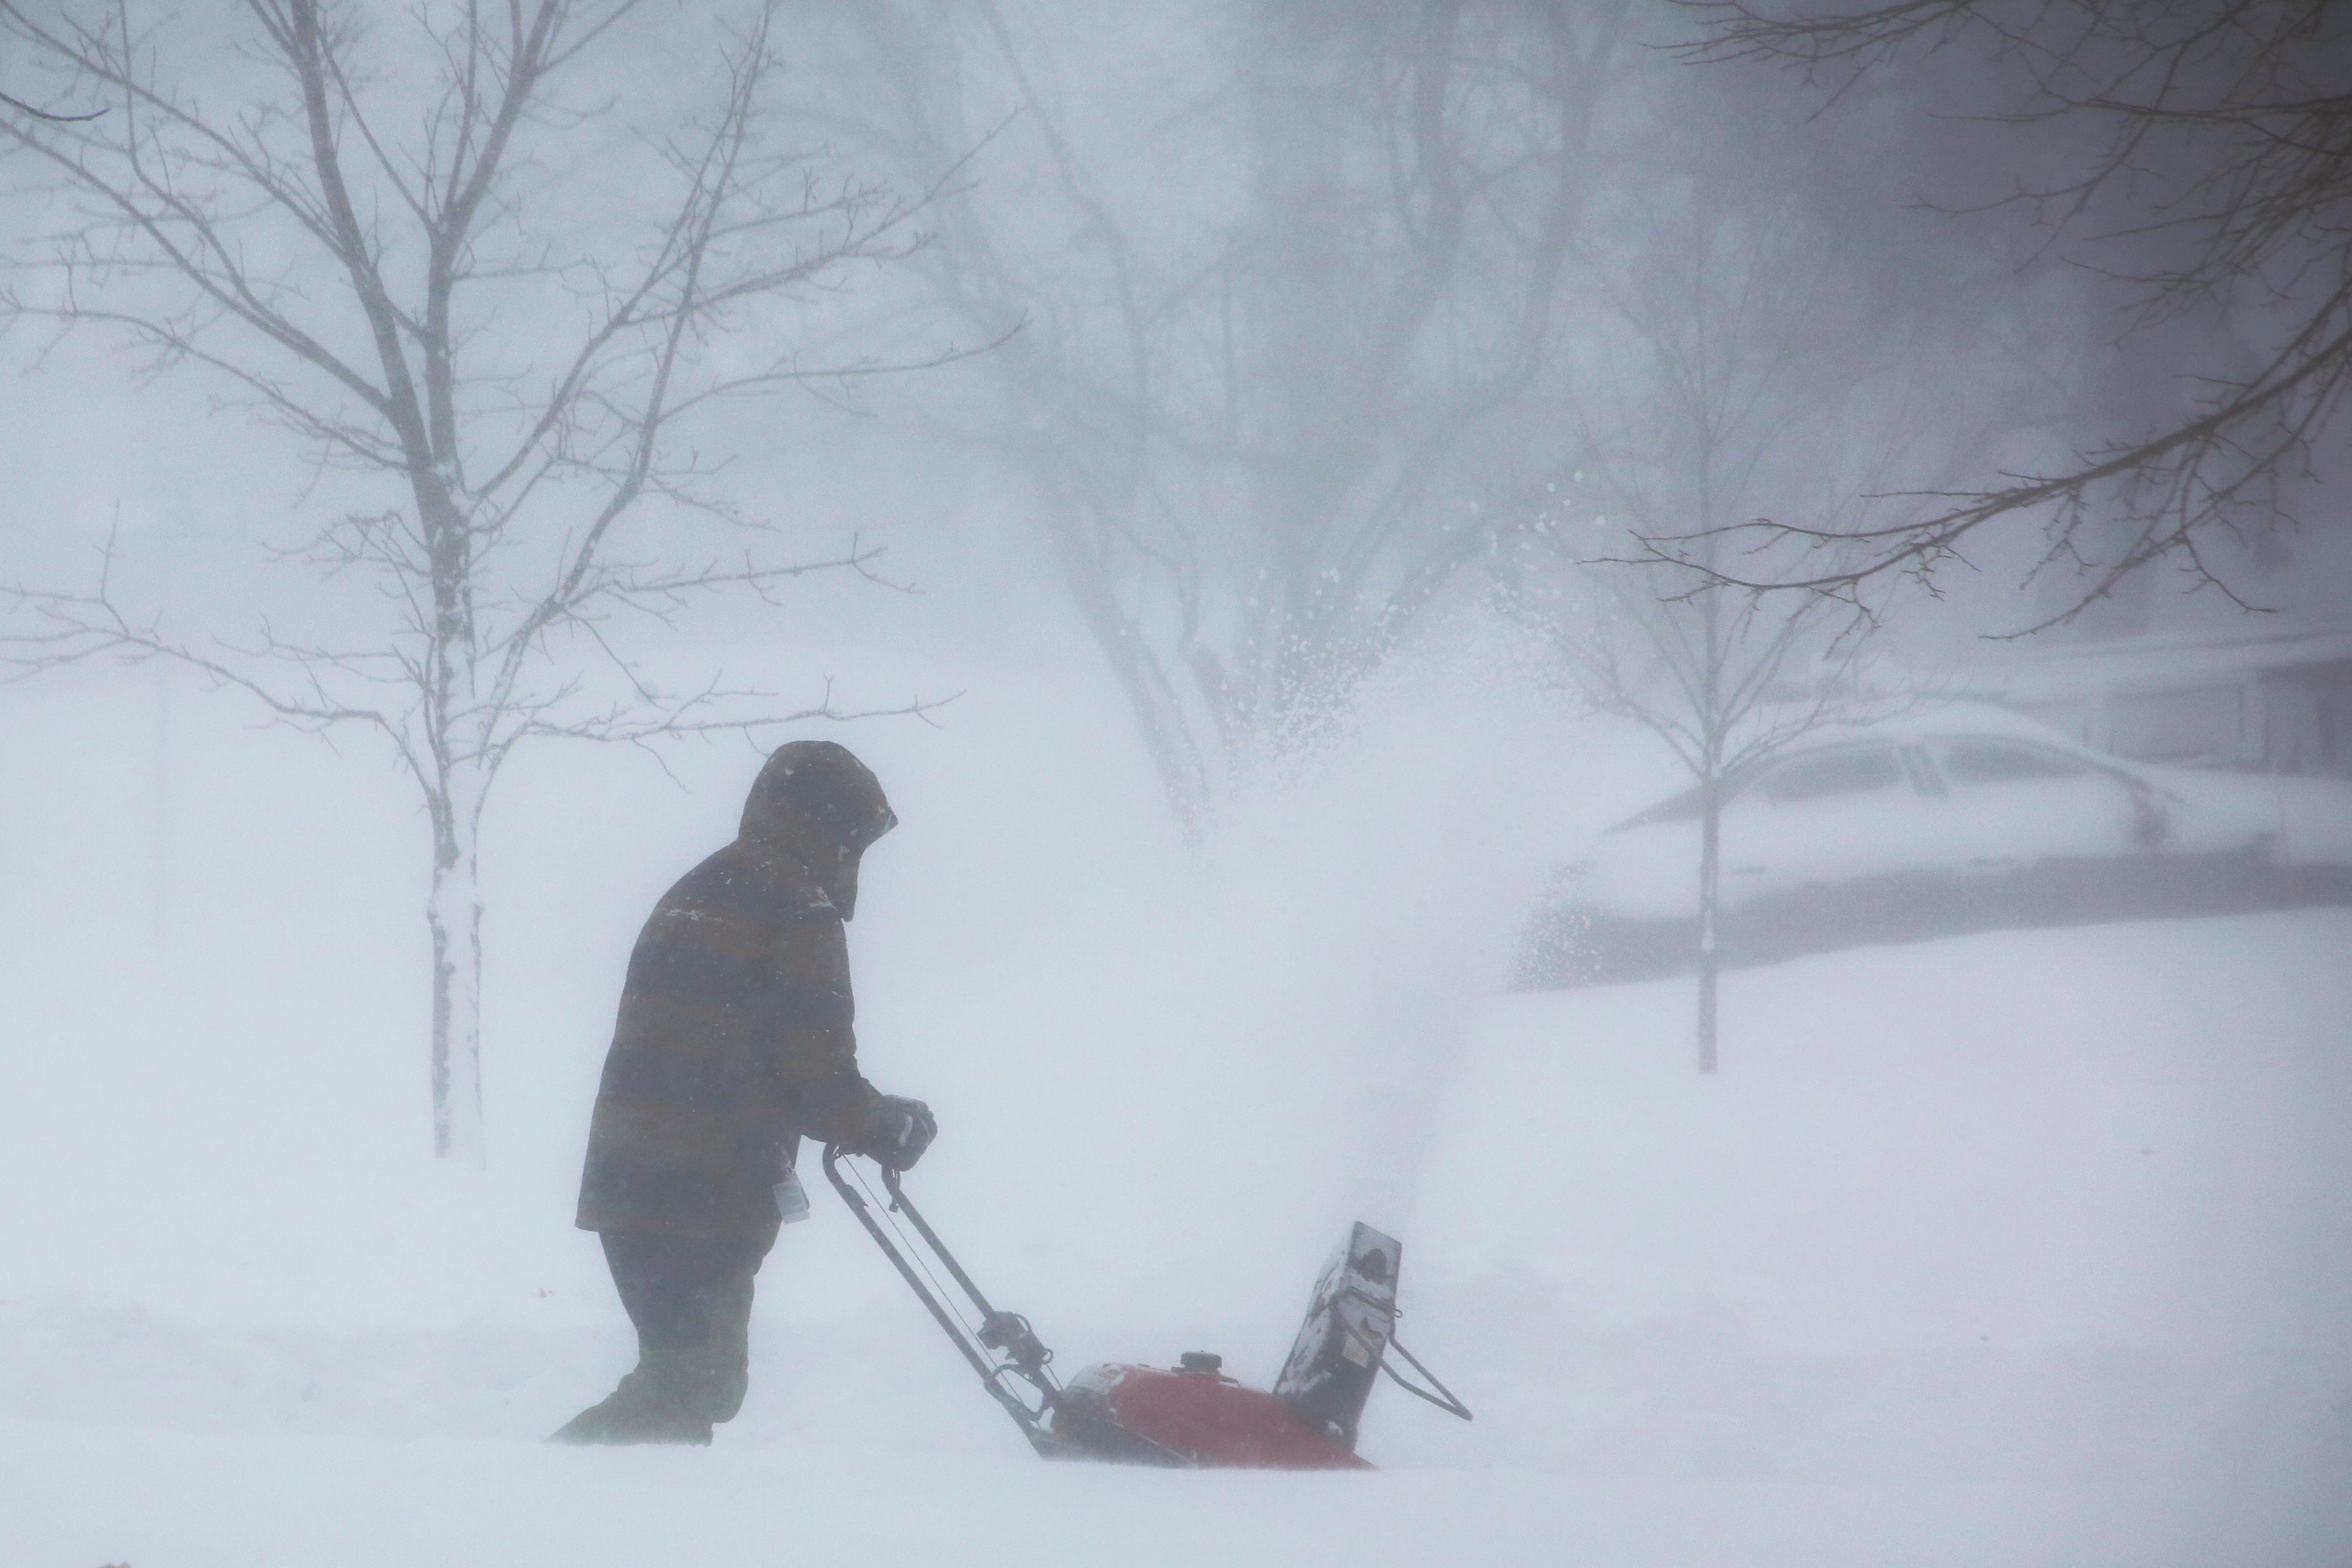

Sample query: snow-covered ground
[7,1416,2327,1568]
[3,649,2347,1566]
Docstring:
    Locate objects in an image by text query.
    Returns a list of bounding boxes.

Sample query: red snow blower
[821,1145,1471,1469]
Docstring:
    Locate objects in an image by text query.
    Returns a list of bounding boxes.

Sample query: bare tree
[1497,170,1904,1071]
[1509,547,1874,1070]
[1663,0,2352,627]
[1,0,946,1162]
[819,0,1629,832]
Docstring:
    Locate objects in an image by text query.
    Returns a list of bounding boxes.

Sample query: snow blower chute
[821,1145,1471,1468]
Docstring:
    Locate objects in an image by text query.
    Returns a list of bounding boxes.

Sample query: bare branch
[0,86,103,122]
[1669,0,2352,619]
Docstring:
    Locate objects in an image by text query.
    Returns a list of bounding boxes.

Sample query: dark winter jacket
[575,745,894,1239]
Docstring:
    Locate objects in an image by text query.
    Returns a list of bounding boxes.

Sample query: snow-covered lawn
[7,1417,2320,1568]
[7,906,2347,1567]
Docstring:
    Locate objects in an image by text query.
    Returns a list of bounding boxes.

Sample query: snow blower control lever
[821,1144,1471,1468]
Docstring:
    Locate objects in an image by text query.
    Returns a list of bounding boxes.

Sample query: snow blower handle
[874,1161,1054,1382]
[822,1143,1063,1454]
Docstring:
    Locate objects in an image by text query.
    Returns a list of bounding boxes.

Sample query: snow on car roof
[1757,699,2104,760]
[1599,699,2143,837]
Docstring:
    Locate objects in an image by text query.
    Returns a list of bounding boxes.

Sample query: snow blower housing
[823,1146,1469,1468]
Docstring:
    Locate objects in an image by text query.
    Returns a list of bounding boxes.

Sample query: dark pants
[602,1230,773,1349]
[593,1222,779,1426]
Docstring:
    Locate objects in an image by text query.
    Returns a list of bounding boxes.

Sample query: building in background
[1970,623,2352,777]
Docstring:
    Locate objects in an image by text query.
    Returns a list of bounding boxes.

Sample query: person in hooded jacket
[551,740,935,1445]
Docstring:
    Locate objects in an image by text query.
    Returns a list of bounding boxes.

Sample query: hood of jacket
[740,740,897,919]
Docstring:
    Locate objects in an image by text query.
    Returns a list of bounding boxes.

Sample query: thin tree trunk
[152,657,172,951]
[419,445,483,1158]
[1697,773,1722,1075]
[427,773,487,1165]
[1696,439,1723,1075]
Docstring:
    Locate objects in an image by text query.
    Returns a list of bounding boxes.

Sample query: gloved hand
[866,1096,936,1172]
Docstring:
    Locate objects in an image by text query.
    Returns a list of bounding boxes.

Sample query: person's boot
[547,1348,716,1445]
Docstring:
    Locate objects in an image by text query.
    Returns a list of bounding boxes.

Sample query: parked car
[1516,702,2352,987]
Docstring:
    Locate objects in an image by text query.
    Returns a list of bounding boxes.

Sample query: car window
[1607,785,1705,832]
[1935,739,2092,786]
[1759,747,1906,804]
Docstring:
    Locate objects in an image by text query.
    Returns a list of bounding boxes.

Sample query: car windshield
[1760,747,1906,804]
[1607,785,1705,832]
[1935,739,2091,786]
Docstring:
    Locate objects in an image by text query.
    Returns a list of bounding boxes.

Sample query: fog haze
[4,3,2349,1563]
